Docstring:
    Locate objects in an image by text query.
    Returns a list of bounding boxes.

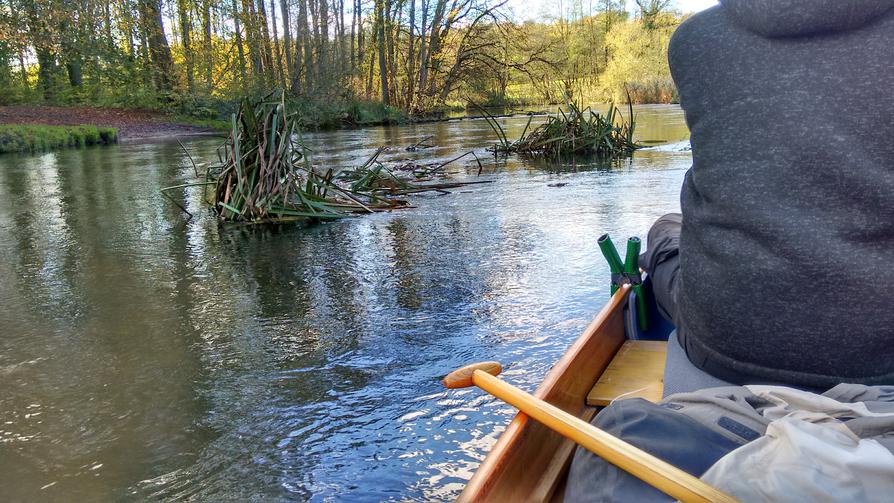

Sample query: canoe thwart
[587,340,667,407]
[444,361,503,389]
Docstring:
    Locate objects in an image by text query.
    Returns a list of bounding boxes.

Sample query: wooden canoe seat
[586,340,667,407]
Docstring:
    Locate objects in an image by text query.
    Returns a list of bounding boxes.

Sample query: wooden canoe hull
[458,285,632,502]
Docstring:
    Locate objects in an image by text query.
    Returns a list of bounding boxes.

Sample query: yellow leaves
[601,18,680,102]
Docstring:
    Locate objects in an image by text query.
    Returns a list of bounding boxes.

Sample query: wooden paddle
[444,362,737,503]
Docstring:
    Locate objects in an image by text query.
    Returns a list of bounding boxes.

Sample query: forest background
[0,0,689,128]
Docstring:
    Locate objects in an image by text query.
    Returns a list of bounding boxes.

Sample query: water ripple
[0,106,692,501]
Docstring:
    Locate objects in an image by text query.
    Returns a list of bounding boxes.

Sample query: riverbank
[0,102,533,154]
[0,102,414,153]
[0,106,224,153]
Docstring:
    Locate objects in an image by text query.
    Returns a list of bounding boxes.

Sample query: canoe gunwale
[458,285,632,502]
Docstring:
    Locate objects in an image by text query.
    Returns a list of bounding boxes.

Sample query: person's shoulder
[669,6,732,69]
[670,6,730,53]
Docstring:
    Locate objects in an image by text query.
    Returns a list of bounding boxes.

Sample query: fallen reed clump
[163,91,492,224]
[337,148,490,196]
[480,100,640,159]
[207,92,408,223]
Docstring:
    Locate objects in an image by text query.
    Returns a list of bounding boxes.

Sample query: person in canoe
[561,2,894,501]
[642,0,894,394]
[453,1,894,500]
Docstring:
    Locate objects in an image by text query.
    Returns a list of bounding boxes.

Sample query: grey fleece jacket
[670,0,894,388]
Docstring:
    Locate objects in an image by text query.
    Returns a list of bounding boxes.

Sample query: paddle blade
[444,362,503,389]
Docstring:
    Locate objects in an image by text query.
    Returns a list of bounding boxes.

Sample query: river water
[0,105,691,501]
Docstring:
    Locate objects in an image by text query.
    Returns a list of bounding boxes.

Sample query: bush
[285,95,407,129]
[601,18,680,104]
[625,78,679,104]
[0,124,118,154]
[347,100,406,126]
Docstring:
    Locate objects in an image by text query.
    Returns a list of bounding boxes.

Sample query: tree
[177,0,195,92]
[0,0,683,120]
[634,0,672,29]
[138,0,176,92]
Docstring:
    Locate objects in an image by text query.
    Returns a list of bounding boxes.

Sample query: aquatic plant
[207,91,409,223]
[166,91,491,224]
[479,100,640,159]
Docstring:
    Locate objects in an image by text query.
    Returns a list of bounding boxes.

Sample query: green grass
[0,124,118,154]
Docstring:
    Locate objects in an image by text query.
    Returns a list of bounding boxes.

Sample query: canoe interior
[459,279,674,502]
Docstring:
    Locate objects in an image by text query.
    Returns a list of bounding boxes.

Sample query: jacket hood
[719,0,894,37]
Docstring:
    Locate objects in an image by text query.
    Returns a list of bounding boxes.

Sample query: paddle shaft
[470,369,737,503]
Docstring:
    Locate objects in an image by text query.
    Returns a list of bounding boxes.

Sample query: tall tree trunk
[35,50,58,100]
[318,0,329,86]
[121,0,137,61]
[241,0,261,75]
[203,0,213,88]
[331,0,340,71]
[406,0,416,109]
[365,28,376,97]
[138,0,176,93]
[104,1,114,49]
[385,0,396,104]
[416,0,440,103]
[232,0,248,80]
[309,0,320,87]
[139,16,152,85]
[374,0,389,105]
[298,0,311,92]
[349,0,356,74]
[355,0,363,62]
[269,0,285,85]
[58,18,84,89]
[337,0,346,73]
[23,1,58,99]
[65,60,84,87]
[256,0,274,79]
[18,52,28,89]
[178,0,195,93]
[280,0,294,83]
[421,0,447,99]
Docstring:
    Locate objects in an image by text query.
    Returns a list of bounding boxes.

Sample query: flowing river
[0,105,691,501]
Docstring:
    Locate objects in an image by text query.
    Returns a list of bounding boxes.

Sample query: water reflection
[0,144,213,502]
[0,105,691,501]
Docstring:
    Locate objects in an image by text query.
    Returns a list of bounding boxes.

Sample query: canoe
[458,280,674,502]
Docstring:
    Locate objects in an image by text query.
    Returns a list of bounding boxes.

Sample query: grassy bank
[0,124,118,154]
